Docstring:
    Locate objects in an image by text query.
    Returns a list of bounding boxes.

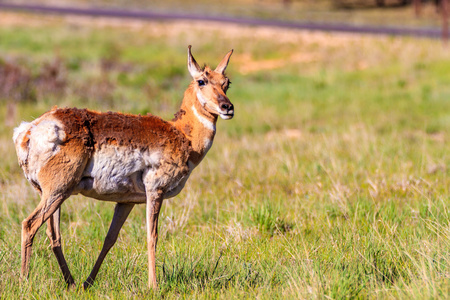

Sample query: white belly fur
[74,145,157,200]
[74,145,191,203]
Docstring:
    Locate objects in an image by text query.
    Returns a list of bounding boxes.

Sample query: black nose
[221,103,234,111]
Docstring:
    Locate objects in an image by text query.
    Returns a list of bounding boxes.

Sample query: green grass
[0,11,449,299]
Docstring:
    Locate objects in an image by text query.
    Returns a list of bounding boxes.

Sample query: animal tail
[13,121,33,168]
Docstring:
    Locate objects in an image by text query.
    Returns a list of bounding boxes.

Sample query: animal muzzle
[218,100,234,120]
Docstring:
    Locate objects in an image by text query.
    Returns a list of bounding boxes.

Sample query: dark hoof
[83,280,93,290]
[66,282,76,290]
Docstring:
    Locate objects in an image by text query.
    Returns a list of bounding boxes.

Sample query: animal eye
[198,80,206,86]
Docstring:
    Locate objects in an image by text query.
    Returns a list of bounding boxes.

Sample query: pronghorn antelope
[13,46,234,289]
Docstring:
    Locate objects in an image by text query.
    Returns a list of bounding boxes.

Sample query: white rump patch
[13,121,31,144]
[13,121,32,164]
[192,105,215,132]
[30,120,66,153]
[16,118,66,183]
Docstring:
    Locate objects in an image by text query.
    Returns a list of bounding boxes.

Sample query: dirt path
[0,2,441,39]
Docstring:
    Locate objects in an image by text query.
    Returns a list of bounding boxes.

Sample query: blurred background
[0,0,446,27]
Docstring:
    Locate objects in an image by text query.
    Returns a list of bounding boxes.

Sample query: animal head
[187,46,234,120]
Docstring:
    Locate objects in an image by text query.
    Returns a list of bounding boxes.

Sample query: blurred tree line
[335,0,441,8]
[278,0,442,8]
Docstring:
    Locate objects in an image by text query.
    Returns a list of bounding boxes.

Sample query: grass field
[0,11,449,299]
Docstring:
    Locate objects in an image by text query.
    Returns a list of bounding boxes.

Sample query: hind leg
[46,208,75,287]
[21,139,89,281]
[21,191,71,279]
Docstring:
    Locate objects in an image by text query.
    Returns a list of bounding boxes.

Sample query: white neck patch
[192,105,215,132]
[204,137,213,152]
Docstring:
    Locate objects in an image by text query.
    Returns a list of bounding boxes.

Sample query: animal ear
[215,49,233,74]
[187,45,202,78]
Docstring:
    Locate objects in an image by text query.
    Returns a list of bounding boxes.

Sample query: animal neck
[170,84,217,168]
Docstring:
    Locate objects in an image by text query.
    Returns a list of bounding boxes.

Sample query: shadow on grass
[158,253,262,294]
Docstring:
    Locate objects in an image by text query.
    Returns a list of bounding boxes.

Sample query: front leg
[83,203,134,289]
[146,190,164,289]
